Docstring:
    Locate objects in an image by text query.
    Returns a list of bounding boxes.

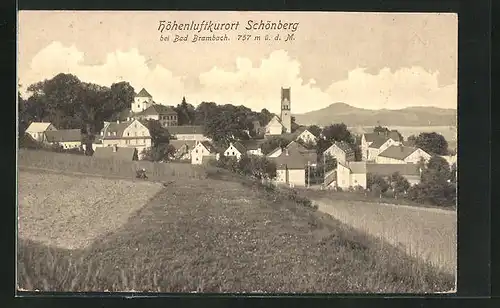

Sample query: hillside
[293,103,457,127]
[17,166,454,293]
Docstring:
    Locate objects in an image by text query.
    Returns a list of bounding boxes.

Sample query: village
[23,86,457,191]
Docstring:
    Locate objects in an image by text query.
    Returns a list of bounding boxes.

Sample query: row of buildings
[23,87,456,190]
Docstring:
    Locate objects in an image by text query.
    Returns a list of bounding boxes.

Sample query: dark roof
[231,142,247,154]
[169,140,196,150]
[368,136,391,149]
[101,121,134,138]
[378,145,419,160]
[200,141,217,153]
[93,146,137,161]
[240,139,266,150]
[134,104,177,116]
[271,149,308,170]
[167,125,204,135]
[45,129,82,142]
[329,141,354,154]
[136,88,152,98]
[366,163,421,177]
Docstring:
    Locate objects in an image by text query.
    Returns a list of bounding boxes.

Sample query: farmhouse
[336,161,422,189]
[44,129,82,149]
[361,131,402,161]
[167,125,209,141]
[191,141,218,165]
[93,145,138,161]
[375,145,431,164]
[271,148,308,187]
[323,141,355,165]
[127,88,178,127]
[25,122,57,142]
[98,119,152,157]
[264,87,292,136]
[224,142,247,160]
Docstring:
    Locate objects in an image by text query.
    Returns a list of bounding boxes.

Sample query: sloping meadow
[17,169,455,293]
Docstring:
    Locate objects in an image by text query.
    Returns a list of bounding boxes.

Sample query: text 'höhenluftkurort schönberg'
[158,20,300,33]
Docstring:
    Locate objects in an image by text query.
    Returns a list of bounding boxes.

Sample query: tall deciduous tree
[414,132,449,155]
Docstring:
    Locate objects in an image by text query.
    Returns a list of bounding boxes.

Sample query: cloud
[20,42,457,113]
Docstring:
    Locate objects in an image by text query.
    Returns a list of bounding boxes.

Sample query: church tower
[280,87,292,133]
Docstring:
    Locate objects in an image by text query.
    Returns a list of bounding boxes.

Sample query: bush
[367,173,390,193]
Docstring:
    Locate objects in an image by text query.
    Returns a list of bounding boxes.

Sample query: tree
[140,144,176,162]
[145,119,171,147]
[406,134,417,146]
[108,82,135,120]
[414,132,449,155]
[409,156,455,206]
[315,138,332,157]
[390,172,411,198]
[174,96,196,125]
[322,123,353,143]
[307,125,322,138]
[367,173,390,197]
[260,136,291,155]
[258,108,274,127]
[450,162,457,184]
[319,153,337,173]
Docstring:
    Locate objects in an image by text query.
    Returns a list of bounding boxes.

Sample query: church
[264,87,292,136]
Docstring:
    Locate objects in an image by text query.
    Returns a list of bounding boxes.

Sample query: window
[232,152,235,155]
[196,157,199,161]
[196,150,198,153]
[127,132,130,136]
[137,104,140,109]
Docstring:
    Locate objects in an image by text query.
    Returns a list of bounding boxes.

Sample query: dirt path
[313,197,457,275]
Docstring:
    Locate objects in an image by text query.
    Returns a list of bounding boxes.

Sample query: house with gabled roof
[223,142,247,160]
[270,147,309,187]
[98,119,152,158]
[323,141,355,165]
[191,141,219,165]
[375,145,431,164]
[167,125,209,141]
[26,122,57,142]
[336,161,422,190]
[361,131,402,161]
[44,129,82,149]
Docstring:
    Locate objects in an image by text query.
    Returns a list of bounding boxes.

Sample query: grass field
[17,168,454,293]
[313,198,456,276]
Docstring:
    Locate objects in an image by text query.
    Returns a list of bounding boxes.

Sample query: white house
[271,148,308,187]
[361,131,402,161]
[224,142,247,160]
[323,141,355,165]
[25,122,57,142]
[191,141,218,165]
[336,161,422,189]
[44,129,82,149]
[240,139,265,156]
[98,119,152,158]
[375,145,432,164]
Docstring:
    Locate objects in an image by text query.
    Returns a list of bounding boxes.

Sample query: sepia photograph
[17,11,458,293]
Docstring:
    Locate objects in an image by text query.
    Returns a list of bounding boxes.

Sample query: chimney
[116,120,120,124]
[285,148,289,156]
[113,144,118,153]
[400,144,404,152]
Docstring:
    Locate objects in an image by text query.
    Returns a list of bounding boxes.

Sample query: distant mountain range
[293,103,457,127]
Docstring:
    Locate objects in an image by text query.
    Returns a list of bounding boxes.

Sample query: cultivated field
[17,169,454,293]
[18,170,164,250]
[312,197,457,275]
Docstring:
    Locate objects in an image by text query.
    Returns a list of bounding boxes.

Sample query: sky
[18,11,458,114]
